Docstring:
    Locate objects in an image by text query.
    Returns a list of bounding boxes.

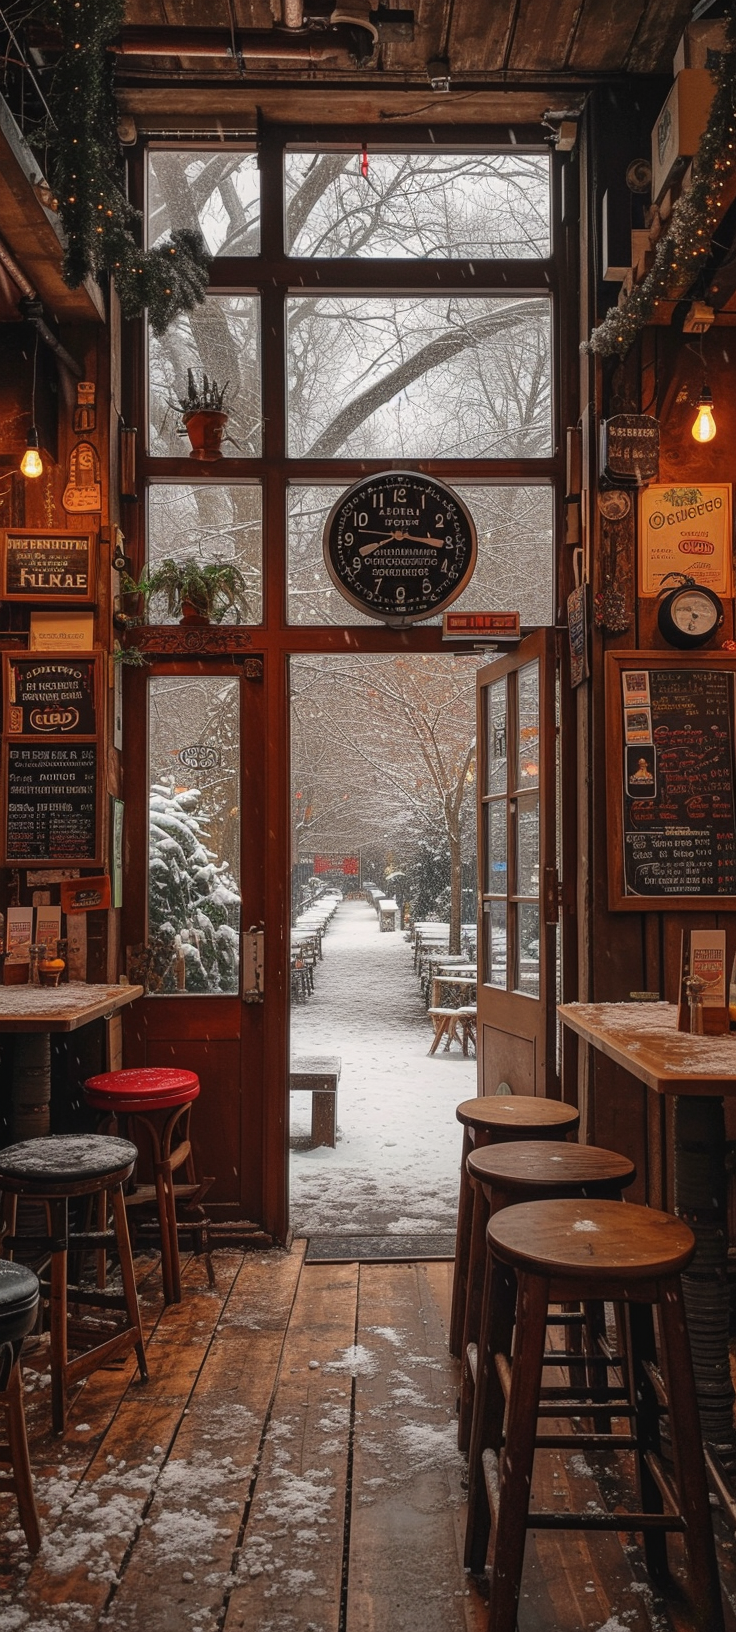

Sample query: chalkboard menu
[3,742,99,865]
[4,655,99,737]
[1,530,95,603]
[606,652,736,910]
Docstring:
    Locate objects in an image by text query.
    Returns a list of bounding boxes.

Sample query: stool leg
[465,1253,517,1572]
[49,1199,68,1435]
[656,1275,724,1632]
[450,1128,473,1357]
[489,1270,549,1632]
[95,1189,108,1290]
[458,1176,491,1451]
[154,1159,181,1304]
[627,1300,668,1586]
[110,1186,148,1383]
[4,1359,40,1553]
[1,1193,17,1257]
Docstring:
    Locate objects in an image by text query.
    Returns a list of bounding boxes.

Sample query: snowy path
[290,898,475,1235]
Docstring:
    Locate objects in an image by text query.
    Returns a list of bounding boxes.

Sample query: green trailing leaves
[42,0,211,332]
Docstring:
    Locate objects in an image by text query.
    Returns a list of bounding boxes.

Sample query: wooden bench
[290,1055,341,1148]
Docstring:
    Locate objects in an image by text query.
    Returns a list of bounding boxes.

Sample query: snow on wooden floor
[2,1242,735,1632]
[290,900,475,1236]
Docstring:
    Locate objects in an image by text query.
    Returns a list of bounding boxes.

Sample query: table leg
[12,1034,51,1140]
[674,1094,736,1466]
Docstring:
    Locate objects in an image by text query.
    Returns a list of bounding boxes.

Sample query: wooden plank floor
[1,1242,735,1632]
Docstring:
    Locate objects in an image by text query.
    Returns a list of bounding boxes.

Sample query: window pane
[517,661,540,789]
[148,485,262,623]
[517,902,540,998]
[148,295,261,458]
[485,801,507,895]
[483,899,507,989]
[285,151,550,259]
[287,485,553,627]
[148,675,241,995]
[516,795,539,896]
[147,149,259,256]
[287,297,551,460]
[486,680,507,795]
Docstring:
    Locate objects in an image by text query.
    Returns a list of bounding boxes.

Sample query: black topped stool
[449,1096,579,1358]
[0,1260,41,1552]
[0,1135,148,1434]
[458,1140,636,1450]
[465,1198,723,1632]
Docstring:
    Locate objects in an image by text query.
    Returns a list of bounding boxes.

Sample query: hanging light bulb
[20,426,42,479]
[692,384,716,443]
[20,329,43,477]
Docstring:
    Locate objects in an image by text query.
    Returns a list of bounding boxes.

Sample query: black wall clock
[323,471,477,626]
[657,574,724,649]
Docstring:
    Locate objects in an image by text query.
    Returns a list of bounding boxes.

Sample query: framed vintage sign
[605,651,736,910]
[3,654,101,739]
[323,471,477,626]
[638,483,733,597]
[2,740,102,867]
[1,529,96,604]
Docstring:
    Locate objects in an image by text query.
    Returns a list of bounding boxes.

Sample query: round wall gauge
[323,471,477,626]
[657,576,724,649]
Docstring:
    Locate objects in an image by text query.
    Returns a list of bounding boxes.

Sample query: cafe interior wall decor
[4,4,736,1628]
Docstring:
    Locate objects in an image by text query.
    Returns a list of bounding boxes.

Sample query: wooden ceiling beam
[0,98,103,323]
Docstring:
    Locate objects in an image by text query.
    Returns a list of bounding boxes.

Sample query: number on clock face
[323,471,477,626]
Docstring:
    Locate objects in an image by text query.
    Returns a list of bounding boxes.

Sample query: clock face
[323,472,477,626]
[670,589,719,636]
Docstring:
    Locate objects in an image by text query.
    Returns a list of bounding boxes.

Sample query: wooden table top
[558,1002,736,1096]
[0,982,143,1034]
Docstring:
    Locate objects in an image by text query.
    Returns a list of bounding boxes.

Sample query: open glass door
[477,629,558,1097]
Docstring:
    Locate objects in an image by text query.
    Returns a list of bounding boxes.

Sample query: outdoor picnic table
[431,972,477,1009]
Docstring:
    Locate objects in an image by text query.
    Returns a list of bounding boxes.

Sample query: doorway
[289,652,482,1252]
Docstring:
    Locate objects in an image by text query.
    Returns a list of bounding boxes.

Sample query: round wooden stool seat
[467,1140,635,1197]
[455,1096,579,1138]
[0,1136,146,1435]
[84,1068,200,1113]
[0,1262,39,1346]
[450,1097,580,1359]
[0,1135,137,1194]
[488,1197,695,1281]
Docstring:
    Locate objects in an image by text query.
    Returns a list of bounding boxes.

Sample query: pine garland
[40,0,211,333]
[585,6,736,357]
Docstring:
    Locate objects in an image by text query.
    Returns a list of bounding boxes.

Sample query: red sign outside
[314,854,359,876]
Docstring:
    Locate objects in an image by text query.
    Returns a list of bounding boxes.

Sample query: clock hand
[358,532,400,557]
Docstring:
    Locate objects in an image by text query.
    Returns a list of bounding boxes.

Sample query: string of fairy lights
[39,0,211,334]
[586,5,736,357]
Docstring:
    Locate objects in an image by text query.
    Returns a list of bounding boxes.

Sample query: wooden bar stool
[458,1140,636,1450]
[84,1067,214,1306]
[0,1260,41,1552]
[0,1135,147,1435]
[466,1198,724,1632]
[449,1096,579,1358]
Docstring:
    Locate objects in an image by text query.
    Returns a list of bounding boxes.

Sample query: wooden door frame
[476,627,560,1097]
[120,128,577,1241]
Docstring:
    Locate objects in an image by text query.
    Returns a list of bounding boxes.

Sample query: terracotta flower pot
[184,409,228,462]
[179,596,210,626]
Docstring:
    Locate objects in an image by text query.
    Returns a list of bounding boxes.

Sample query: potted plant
[124,557,251,626]
[175,370,230,461]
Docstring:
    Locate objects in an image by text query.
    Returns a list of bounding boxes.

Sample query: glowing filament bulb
[20,427,43,478]
[692,386,716,443]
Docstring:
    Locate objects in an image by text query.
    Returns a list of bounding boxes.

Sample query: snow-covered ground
[289,899,476,1235]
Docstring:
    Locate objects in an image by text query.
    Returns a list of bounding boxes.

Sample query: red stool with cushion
[84,1068,214,1305]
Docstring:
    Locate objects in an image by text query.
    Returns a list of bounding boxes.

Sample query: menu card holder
[677,928,730,1034]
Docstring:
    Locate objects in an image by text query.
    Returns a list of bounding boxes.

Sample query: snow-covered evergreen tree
[149,782,240,993]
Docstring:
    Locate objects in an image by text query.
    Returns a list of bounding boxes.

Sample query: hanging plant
[38,0,211,334]
[585,6,736,358]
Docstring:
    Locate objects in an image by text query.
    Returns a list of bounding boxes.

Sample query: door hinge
[543,866,560,926]
[242,926,264,1002]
